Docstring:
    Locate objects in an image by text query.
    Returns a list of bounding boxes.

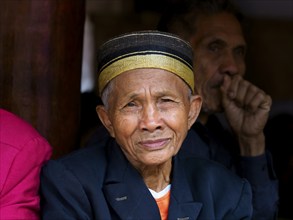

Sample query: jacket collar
[102,142,202,219]
[169,156,202,219]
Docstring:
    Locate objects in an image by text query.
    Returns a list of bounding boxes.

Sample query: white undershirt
[149,184,171,199]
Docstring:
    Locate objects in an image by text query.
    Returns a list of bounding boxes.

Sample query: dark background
[1,0,292,159]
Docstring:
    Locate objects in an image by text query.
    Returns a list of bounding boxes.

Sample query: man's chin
[201,103,224,115]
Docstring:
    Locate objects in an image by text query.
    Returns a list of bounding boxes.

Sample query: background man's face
[190,12,246,114]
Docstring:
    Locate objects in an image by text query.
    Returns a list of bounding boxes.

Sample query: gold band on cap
[99,52,194,95]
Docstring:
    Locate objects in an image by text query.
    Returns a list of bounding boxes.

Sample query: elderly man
[157,0,278,219]
[41,31,252,219]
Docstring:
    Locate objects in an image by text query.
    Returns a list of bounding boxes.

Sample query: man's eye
[234,47,246,57]
[125,102,136,107]
[161,98,174,103]
[208,43,221,52]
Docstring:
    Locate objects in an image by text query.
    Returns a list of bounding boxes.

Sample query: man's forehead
[202,33,246,47]
[194,12,246,46]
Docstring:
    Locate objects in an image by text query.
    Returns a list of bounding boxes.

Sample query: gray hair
[100,80,115,111]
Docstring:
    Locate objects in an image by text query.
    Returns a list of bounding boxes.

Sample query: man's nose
[139,105,162,132]
[219,52,239,76]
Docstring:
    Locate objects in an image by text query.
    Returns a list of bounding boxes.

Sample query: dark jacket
[41,139,252,220]
[182,116,278,220]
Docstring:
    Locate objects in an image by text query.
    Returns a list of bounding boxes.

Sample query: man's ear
[96,105,115,138]
[188,95,202,129]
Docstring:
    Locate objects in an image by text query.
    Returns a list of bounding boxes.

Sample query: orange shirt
[155,190,171,220]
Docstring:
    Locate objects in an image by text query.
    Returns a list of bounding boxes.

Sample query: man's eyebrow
[235,44,247,50]
[127,93,139,100]
[207,38,227,46]
[208,37,246,49]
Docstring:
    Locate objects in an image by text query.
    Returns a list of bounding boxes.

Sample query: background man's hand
[220,75,272,156]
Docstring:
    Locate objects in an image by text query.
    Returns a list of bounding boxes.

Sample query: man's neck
[140,161,172,193]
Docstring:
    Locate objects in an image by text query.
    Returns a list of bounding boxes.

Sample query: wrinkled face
[97,69,201,168]
[189,12,246,113]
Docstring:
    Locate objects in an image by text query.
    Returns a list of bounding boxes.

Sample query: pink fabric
[0,109,52,220]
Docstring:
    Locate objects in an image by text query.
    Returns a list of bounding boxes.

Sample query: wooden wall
[0,0,85,158]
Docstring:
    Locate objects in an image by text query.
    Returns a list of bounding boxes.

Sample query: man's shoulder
[62,143,106,166]
[43,143,109,183]
[180,128,210,158]
[182,156,249,190]
[178,156,252,218]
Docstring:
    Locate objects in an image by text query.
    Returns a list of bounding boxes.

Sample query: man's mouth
[139,138,170,150]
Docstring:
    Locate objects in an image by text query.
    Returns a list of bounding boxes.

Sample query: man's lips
[139,138,170,150]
